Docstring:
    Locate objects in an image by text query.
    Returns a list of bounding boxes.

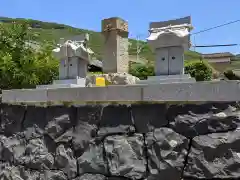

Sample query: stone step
[147,74,191,80]
[136,77,196,84]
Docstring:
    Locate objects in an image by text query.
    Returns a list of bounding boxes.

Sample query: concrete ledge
[103,85,143,101]
[47,85,143,102]
[147,74,191,80]
[136,78,196,84]
[143,81,240,101]
[2,89,48,103]
[2,81,240,103]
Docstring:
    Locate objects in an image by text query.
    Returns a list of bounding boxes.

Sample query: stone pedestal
[36,78,86,89]
[102,17,129,73]
[136,74,196,85]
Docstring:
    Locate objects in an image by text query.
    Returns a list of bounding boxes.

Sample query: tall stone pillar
[101,17,129,73]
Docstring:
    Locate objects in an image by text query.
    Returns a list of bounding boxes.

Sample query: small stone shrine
[101,17,129,73]
[137,16,196,84]
[37,34,94,88]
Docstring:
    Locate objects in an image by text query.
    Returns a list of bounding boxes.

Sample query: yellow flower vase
[95,77,106,87]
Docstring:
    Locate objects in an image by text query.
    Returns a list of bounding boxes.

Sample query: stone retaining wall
[0,102,240,179]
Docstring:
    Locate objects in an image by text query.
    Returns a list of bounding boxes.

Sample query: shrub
[129,64,155,80]
[0,22,59,90]
[130,60,213,81]
[185,61,212,81]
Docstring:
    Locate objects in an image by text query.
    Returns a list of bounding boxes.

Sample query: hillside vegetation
[0,16,201,62]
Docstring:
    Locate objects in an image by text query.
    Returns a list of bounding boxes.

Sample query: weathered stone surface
[45,106,76,140]
[184,129,240,179]
[131,103,168,133]
[23,106,47,139]
[0,102,240,180]
[55,144,77,179]
[54,128,73,144]
[0,135,26,163]
[1,104,26,135]
[104,134,146,179]
[86,73,140,87]
[74,173,106,180]
[40,170,67,180]
[73,122,97,157]
[168,102,240,138]
[77,142,107,175]
[73,105,102,157]
[146,128,189,180]
[0,164,40,180]
[98,104,134,137]
[19,138,54,170]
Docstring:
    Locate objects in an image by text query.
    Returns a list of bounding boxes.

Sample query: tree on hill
[0,22,58,90]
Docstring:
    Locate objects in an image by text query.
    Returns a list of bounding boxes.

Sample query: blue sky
[1,0,240,54]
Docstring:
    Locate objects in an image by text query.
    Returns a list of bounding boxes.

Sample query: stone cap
[150,16,193,30]
[58,34,89,44]
[102,17,128,32]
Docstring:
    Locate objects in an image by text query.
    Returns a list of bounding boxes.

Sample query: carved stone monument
[101,17,129,73]
[137,16,196,84]
[37,34,94,88]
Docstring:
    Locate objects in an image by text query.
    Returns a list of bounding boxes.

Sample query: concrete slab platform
[2,81,240,103]
[2,88,48,103]
[143,81,240,101]
[136,78,196,84]
[36,78,86,89]
[147,74,191,80]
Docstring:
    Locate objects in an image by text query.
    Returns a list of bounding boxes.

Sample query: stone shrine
[101,17,129,73]
[137,16,196,84]
[37,34,94,88]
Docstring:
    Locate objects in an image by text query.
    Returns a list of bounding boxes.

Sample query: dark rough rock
[18,168,40,180]
[98,104,134,137]
[131,103,168,133]
[19,137,54,170]
[23,106,47,139]
[146,128,189,180]
[184,129,240,179]
[108,177,131,180]
[55,144,77,179]
[168,102,240,138]
[76,104,103,125]
[54,128,73,144]
[0,102,240,180]
[74,173,106,180]
[0,164,40,180]
[73,122,97,157]
[40,170,67,180]
[77,142,108,175]
[0,134,26,163]
[73,105,102,157]
[45,106,76,140]
[104,134,146,179]
[0,104,26,135]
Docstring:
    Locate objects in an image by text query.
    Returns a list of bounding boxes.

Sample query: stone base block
[36,78,86,89]
[136,74,196,85]
[147,74,192,80]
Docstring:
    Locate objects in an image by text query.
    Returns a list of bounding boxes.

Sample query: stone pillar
[101,17,129,73]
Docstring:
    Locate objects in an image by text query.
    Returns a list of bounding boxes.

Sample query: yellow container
[95,77,106,86]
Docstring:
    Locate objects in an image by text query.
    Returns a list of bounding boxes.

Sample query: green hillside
[0,16,201,62]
